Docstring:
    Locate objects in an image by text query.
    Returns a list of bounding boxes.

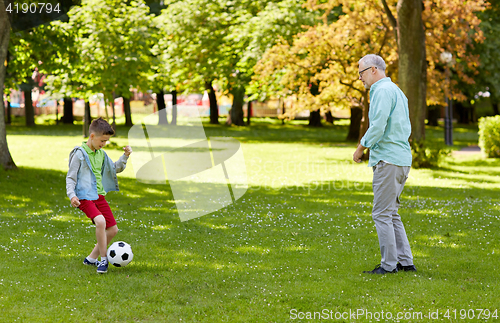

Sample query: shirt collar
[82,142,95,154]
[370,77,391,94]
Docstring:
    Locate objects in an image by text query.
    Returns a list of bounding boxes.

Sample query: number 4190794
[444,309,498,320]
[6,3,61,14]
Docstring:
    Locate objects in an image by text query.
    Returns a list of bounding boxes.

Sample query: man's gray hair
[359,54,386,71]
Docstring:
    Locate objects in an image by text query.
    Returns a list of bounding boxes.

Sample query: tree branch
[377,20,390,56]
[339,79,364,95]
[381,0,398,43]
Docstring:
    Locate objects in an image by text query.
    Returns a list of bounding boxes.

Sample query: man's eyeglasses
[359,66,377,77]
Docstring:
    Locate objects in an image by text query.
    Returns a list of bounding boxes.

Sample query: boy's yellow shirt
[82,142,106,196]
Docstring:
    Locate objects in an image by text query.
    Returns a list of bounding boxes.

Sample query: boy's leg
[89,196,118,262]
[93,215,108,258]
[79,199,106,263]
[88,225,119,259]
[95,226,118,274]
[107,225,119,241]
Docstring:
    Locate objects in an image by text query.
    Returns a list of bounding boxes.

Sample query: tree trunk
[157,90,168,125]
[171,90,177,125]
[62,97,74,124]
[455,101,472,124]
[281,99,285,125]
[230,86,246,126]
[247,100,252,125]
[123,96,133,126]
[83,100,91,138]
[0,4,16,170]
[492,102,499,116]
[347,107,362,141]
[111,95,116,132]
[205,81,219,124]
[24,87,35,127]
[308,109,322,127]
[6,100,11,124]
[490,91,499,115]
[325,111,334,123]
[397,0,426,142]
[359,91,370,142]
[426,105,440,126]
[359,92,371,161]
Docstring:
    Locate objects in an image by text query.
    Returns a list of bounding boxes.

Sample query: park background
[1,0,500,322]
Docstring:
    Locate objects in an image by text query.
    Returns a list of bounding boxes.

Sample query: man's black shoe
[363,264,398,274]
[397,263,417,272]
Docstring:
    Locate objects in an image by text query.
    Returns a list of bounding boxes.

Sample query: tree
[46,0,153,128]
[471,0,500,115]
[149,12,180,126]
[154,0,226,124]
[43,19,93,122]
[156,0,316,126]
[7,24,74,126]
[384,0,486,139]
[253,0,396,138]
[0,0,16,169]
[254,0,486,140]
[0,0,79,170]
[222,0,317,125]
[423,0,486,104]
[382,0,426,142]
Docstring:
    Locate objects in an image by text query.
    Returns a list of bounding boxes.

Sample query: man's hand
[71,196,81,208]
[353,145,366,163]
[123,145,133,156]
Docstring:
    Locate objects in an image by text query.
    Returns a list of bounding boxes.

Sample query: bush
[478,116,500,158]
[411,140,451,168]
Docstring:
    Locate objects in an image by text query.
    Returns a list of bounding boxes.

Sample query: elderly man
[353,54,417,274]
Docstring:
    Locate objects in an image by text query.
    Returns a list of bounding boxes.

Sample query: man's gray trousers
[372,161,413,271]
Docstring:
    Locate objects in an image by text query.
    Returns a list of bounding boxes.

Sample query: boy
[66,118,132,274]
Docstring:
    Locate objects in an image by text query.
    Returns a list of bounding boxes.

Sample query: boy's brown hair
[89,118,115,136]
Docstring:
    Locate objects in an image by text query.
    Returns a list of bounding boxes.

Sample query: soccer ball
[107,241,134,267]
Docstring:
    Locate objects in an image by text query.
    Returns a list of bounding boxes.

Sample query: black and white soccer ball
[107,241,134,267]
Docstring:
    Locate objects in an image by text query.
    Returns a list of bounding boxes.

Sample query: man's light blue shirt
[360,77,412,167]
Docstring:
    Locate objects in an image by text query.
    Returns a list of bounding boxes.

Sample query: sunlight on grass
[284,245,310,252]
[204,224,229,230]
[151,224,174,231]
[234,246,271,254]
[49,215,81,222]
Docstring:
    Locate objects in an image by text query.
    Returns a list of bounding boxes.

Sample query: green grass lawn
[1,116,500,322]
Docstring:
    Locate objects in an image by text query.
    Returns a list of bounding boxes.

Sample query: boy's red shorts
[78,195,117,229]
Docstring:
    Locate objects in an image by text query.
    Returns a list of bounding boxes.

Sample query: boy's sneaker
[83,257,99,267]
[97,260,108,274]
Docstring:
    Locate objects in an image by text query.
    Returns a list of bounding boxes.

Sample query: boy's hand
[123,145,133,156]
[71,196,80,208]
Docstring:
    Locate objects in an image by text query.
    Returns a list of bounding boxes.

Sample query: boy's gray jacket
[66,146,128,201]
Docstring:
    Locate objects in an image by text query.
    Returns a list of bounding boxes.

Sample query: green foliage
[154,0,317,95]
[478,115,500,157]
[411,140,451,168]
[6,23,72,94]
[453,0,500,109]
[45,0,153,101]
[474,0,500,101]
[153,0,229,93]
